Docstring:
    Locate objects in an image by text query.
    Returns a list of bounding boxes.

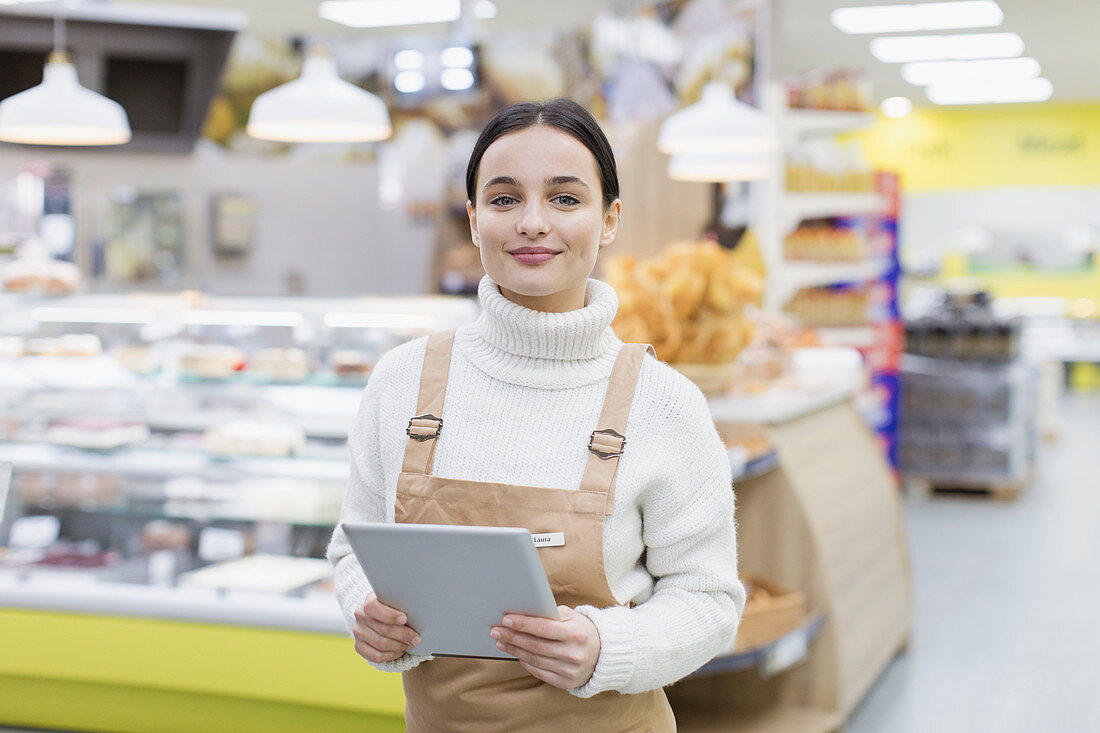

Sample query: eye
[552,194,580,206]
[489,195,518,206]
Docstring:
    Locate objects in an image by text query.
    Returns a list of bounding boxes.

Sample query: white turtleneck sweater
[326,274,745,698]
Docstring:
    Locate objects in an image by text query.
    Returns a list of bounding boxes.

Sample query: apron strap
[579,342,654,516]
[401,328,456,476]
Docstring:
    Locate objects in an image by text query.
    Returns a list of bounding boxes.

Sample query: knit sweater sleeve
[570,375,746,697]
[326,355,430,674]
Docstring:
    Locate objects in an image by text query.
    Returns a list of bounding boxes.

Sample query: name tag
[531,532,565,548]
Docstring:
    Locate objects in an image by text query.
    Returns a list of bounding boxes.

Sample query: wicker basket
[733,573,808,652]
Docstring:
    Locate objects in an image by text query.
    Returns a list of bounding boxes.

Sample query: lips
[509,247,560,265]
[509,247,560,255]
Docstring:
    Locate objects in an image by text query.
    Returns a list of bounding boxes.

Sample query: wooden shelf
[783,108,876,139]
[677,706,842,733]
[690,614,826,679]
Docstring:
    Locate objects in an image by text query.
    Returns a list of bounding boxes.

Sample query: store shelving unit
[670,385,911,732]
[755,81,903,471]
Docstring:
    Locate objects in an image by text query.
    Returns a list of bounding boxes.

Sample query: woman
[327,98,746,731]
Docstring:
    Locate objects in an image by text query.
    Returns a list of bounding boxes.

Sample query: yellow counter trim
[0,608,406,732]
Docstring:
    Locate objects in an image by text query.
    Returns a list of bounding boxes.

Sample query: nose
[516,202,549,239]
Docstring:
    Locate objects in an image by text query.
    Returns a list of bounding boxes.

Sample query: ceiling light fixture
[440,68,475,91]
[0,4,131,146]
[474,0,497,19]
[831,1,1003,34]
[319,0,461,29]
[393,50,424,70]
[925,77,1053,105]
[902,57,1040,86]
[246,45,391,143]
[657,82,779,155]
[666,152,773,182]
[394,70,427,94]
[870,31,1024,63]
[880,96,913,118]
[441,46,474,68]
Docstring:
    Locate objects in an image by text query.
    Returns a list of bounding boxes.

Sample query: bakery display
[249,347,309,382]
[1,256,80,294]
[111,344,159,375]
[178,345,247,380]
[25,334,103,357]
[330,350,374,379]
[785,223,867,262]
[202,420,306,458]
[603,240,763,369]
[45,418,150,451]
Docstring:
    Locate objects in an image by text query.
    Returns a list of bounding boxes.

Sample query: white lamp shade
[0,56,131,146]
[658,81,778,155]
[667,151,773,182]
[246,53,392,143]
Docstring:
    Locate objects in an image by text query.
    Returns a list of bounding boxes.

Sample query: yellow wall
[849,103,1100,192]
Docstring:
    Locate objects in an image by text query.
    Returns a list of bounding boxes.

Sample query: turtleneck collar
[452,274,624,389]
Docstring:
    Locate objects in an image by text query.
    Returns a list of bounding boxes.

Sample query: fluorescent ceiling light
[870,31,1024,62]
[394,70,426,94]
[441,46,474,68]
[902,57,1040,86]
[319,0,460,28]
[440,68,474,91]
[926,77,1053,104]
[880,96,913,118]
[393,50,424,70]
[474,0,497,19]
[832,1,1003,34]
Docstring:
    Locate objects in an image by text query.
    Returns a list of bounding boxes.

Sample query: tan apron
[394,328,676,733]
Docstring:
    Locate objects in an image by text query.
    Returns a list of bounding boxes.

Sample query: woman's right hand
[353,592,421,663]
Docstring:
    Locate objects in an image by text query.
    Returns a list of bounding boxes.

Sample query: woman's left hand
[490,605,601,690]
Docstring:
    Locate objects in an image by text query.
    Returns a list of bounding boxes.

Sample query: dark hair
[465,98,620,209]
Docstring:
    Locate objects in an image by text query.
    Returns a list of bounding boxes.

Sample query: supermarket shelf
[783,108,876,139]
[783,192,886,232]
[0,570,346,634]
[771,259,888,307]
[734,450,780,483]
[676,705,841,733]
[689,614,826,679]
[0,442,349,482]
[814,326,877,348]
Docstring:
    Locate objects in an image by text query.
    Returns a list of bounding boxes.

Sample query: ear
[466,200,479,248]
[599,199,622,249]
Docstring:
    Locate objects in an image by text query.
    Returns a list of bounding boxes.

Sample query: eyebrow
[481,175,592,193]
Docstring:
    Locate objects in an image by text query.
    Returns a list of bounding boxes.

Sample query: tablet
[341,522,560,660]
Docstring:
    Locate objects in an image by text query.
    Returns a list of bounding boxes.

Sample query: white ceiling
[774,0,1100,103]
[135,0,1099,104]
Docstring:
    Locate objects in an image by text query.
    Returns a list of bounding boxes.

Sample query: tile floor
[847,394,1100,733]
[4,396,1099,733]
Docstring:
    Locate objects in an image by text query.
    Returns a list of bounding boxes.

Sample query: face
[467,125,621,313]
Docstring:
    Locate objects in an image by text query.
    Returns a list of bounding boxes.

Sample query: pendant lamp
[666,151,773,182]
[246,45,392,143]
[657,81,778,156]
[0,51,132,146]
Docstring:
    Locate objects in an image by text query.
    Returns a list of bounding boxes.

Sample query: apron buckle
[407,413,443,441]
[588,428,626,459]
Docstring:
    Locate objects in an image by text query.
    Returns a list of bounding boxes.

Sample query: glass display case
[0,290,479,630]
